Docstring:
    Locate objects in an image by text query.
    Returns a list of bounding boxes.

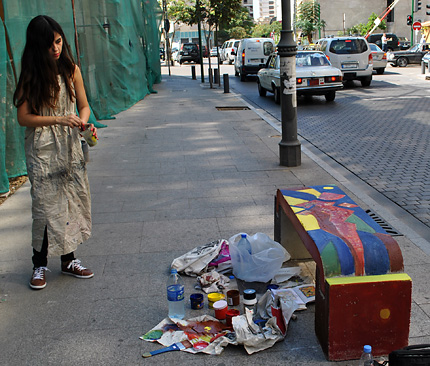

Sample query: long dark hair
[13,15,76,114]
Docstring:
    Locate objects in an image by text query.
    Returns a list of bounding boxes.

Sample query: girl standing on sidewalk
[13,15,96,290]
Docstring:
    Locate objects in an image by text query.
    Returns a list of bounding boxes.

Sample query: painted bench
[274,185,412,361]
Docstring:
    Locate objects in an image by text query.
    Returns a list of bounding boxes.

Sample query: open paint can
[213,300,228,320]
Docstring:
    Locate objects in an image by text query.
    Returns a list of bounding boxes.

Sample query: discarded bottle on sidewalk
[167,269,185,319]
[359,345,374,366]
[237,234,252,255]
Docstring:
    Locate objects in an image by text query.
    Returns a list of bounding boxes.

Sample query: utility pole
[278,0,301,166]
[196,0,205,83]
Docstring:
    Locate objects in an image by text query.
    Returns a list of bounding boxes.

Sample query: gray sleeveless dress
[24,76,91,256]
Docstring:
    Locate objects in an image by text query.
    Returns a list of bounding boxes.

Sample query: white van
[234,38,276,81]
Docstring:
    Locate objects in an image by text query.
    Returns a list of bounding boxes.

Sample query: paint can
[226,290,240,306]
[190,293,204,310]
[208,292,225,309]
[213,300,228,320]
[225,309,240,326]
[243,289,257,307]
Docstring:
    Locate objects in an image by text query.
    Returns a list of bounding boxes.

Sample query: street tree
[252,22,282,41]
[295,1,326,44]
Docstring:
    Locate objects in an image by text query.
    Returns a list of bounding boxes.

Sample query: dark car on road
[387,43,430,67]
[399,37,410,50]
[178,43,201,64]
[367,33,400,51]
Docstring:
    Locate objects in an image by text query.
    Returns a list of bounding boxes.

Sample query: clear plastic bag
[229,233,290,283]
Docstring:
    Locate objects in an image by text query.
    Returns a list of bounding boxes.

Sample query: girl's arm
[74,65,97,138]
[16,99,82,128]
[73,65,91,125]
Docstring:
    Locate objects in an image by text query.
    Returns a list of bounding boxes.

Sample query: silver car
[257,51,343,103]
[369,43,387,74]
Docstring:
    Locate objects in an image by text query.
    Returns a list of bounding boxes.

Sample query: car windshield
[296,52,330,67]
[329,39,368,54]
[183,44,196,51]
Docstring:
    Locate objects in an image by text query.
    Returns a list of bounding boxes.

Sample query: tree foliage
[295,1,326,43]
[166,0,252,45]
[251,22,282,39]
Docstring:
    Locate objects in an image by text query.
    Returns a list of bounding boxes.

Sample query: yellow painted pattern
[297,213,320,231]
[284,196,308,206]
[327,273,411,285]
[292,207,304,213]
[298,188,322,198]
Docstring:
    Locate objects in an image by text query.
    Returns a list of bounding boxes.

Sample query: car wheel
[235,69,239,77]
[240,71,246,82]
[361,76,372,87]
[376,68,385,75]
[397,57,408,67]
[258,81,267,97]
[325,91,336,102]
[274,86,281,104]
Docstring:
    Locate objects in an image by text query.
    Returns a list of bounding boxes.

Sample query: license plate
[342,62,358,69]
[184,52,189,55]
[250,58,261,62]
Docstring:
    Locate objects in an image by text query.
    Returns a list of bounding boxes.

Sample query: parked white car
[220,39,240,64]
[257,51,343,103]
[369,43,387,74]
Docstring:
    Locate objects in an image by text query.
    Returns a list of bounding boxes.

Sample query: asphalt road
[166,58,430,230]
[224,62,430,229]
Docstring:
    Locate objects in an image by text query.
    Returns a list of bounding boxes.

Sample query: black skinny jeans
[32,226,75,268]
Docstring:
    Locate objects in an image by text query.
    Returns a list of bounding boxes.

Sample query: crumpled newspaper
[233,308,284,354]
[171,239,230,276]
[197,270,230,293]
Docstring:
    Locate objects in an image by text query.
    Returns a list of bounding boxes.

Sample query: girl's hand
[58,114,83,128]
[81,123,98,140]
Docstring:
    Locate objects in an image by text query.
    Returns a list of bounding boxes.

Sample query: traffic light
[427,4,430,15]
[414,0,422,12]
[407,15,413,25]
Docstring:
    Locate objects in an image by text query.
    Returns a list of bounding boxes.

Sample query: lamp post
[278,0,301,166]
[196,0,205,83]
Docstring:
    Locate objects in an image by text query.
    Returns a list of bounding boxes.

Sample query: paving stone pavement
[0,65,430,365]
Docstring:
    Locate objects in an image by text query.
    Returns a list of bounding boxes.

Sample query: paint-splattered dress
[24,76,91,256]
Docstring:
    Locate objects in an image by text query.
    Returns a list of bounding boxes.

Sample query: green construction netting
[0,0,162,194]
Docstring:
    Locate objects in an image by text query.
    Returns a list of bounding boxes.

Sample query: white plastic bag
[229,232,290,282]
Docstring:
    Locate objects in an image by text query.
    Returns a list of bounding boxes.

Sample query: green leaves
[295,1,325,43]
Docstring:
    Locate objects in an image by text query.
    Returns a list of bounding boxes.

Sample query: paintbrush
[142,340,192,358]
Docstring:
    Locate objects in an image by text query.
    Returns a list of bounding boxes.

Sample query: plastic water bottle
[359,345,374,366]
[237,234,252,254]
[167,269,185,319]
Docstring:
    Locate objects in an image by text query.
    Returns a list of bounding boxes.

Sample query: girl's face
[49,31,63,60]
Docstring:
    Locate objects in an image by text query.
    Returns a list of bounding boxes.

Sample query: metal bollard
[422,61,426,74]
[191,65,196,80]
[223,74,229,93]
[208,68,213,84]
[214,68,219,84]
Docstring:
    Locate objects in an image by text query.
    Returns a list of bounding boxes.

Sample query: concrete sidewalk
[1,65,430,365]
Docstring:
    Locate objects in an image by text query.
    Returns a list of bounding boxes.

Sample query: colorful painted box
[274,185,412,361]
